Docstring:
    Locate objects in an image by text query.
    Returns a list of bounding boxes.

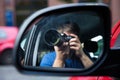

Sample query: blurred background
[0,0,120,80]
[0,0,120,27]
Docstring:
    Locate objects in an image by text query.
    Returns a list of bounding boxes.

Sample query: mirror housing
[13,3,119,76]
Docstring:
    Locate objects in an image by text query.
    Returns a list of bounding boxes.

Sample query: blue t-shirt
[40,51,85,68]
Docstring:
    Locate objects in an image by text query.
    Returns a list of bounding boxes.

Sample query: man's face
[58,27,73,37]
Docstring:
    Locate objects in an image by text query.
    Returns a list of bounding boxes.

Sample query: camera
[44,29,73,46]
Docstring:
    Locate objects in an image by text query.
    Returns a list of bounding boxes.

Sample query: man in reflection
[40,22,93,68]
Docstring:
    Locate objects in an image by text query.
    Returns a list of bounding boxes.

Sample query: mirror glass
[18,11,104,70]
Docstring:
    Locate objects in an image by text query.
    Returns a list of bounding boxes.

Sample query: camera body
[44,29,73,46]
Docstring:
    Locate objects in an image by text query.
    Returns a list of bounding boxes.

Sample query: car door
[69,20,120,80]
[19,25,38,66]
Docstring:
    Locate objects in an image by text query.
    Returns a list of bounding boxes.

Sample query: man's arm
[79,49,93,68]
[53,58,65,67]
[69,34,93,68]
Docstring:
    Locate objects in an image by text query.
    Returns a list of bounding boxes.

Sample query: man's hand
[54,42,70,61]
[69,34,93,68]
[69,34,84,57]
[53,42,70,67]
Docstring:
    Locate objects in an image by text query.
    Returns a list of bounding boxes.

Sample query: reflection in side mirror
[14,3,111,76]
[18,10,104,69]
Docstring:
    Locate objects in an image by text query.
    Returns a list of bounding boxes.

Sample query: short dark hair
[57,21,80,39]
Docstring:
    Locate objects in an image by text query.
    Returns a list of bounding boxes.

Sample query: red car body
[69,21,120,80]
[111,20,120,47]
[0,26,18,64]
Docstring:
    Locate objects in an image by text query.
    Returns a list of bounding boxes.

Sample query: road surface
[0,65,69,80]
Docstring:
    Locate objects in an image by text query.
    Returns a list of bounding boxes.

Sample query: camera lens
[44,29,73,46]
[44,29,62,46]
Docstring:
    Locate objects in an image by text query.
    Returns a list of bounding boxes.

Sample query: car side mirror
[13,3,120,77]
